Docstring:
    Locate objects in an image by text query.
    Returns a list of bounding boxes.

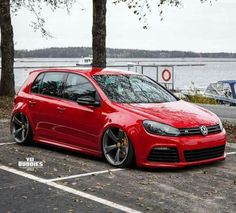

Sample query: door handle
[29,100,36,106]
[57,107,66,112]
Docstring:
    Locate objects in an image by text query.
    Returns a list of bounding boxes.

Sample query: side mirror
[76,96,101,107]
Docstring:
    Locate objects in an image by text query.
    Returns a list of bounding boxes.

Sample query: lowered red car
[11,68,226,168]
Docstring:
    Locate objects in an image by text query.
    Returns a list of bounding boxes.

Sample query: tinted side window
[40,72,65,97]
[63,74,96,101]
[31,73,44,93]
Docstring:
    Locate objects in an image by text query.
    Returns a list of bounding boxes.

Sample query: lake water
[1,58,236,91]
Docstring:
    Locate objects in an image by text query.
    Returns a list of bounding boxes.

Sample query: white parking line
[46,168,124,182]
[226,152,236,156]
[0,165,140,213]
[0,142,15,146]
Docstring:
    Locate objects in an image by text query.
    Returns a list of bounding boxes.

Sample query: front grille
[207,125,222,133]
[179,124,221,136]
[184,145,225,162]
[148,147,179,162]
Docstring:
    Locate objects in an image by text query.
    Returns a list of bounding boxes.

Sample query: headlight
[218,119,223,131]
[143,120,180,136]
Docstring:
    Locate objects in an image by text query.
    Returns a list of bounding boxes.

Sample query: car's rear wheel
[11,112,32,145]
[102,128,135,168]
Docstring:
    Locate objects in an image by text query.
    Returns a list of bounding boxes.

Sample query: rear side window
[40,72,65,97]
[32,72,65,97]
[31,73,44,93]
[63,73,97,101]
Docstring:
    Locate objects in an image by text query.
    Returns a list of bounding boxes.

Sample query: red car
[11,68,226,168]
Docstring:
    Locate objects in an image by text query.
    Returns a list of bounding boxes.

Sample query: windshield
[93,74,177,103]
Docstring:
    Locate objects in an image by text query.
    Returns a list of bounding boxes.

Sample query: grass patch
[0,96,13,119]
[183,95,218,105]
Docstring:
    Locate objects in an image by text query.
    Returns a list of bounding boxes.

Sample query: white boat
[76,56,92,66]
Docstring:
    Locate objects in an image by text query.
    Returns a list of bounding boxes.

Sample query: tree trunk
[0,0,15,96]
[92,0,106,68]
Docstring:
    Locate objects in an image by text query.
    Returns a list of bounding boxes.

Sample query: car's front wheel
[11,112,32,145]
[102,128,135,168]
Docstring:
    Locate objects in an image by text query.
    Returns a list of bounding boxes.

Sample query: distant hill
[12,47,236,58]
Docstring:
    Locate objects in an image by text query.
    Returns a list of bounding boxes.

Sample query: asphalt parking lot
[0,120,236,213]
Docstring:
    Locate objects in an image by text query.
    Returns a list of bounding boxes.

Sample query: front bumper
[133,128,227,168]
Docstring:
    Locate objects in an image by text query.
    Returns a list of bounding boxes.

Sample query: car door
[55,73,105,151]
[28,71,66,142]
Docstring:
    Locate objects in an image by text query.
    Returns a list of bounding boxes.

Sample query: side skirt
[33,136,103,158]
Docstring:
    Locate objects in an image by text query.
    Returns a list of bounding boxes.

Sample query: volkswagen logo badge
[200,125,208,136]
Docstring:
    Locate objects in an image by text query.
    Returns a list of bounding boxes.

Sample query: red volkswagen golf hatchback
[11,68,226,168]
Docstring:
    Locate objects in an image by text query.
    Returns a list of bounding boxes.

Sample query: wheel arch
[11,102,34,135]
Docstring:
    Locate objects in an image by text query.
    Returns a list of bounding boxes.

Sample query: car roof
[30,67,138,76]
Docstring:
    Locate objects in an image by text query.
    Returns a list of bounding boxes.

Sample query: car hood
[114,100,219,128]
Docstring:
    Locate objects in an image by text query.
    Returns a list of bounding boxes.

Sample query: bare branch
[112,0,184,29]
[10,0,76,38]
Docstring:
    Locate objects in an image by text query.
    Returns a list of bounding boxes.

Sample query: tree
[0,0,15,96]
[92,0,106,68]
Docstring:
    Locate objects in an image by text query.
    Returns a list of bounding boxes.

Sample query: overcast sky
[13,0,236,52]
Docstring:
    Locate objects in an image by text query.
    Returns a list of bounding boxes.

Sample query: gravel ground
[222,120,236,143]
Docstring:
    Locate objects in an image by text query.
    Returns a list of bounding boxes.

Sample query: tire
[11,112,33,145]
[102,128,135,168]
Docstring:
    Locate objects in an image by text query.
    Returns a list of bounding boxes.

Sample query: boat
[204,80,236,106]
[76,56,92,66]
